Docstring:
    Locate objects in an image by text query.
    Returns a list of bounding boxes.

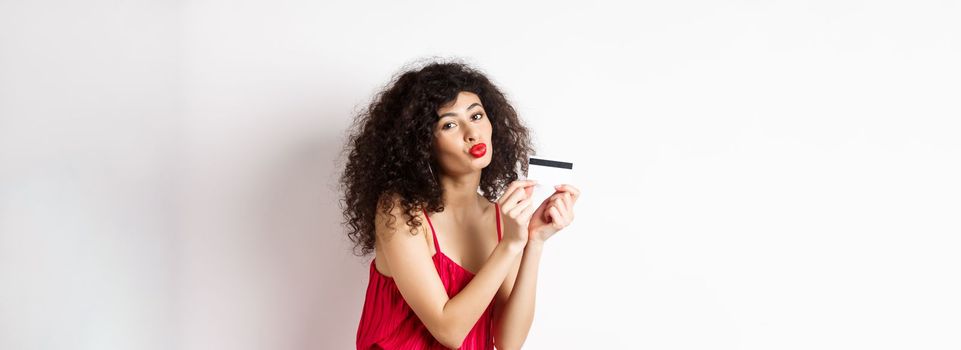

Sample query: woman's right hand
[497,180,538,249]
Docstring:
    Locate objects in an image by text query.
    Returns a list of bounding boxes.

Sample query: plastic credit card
[522,156,575,207]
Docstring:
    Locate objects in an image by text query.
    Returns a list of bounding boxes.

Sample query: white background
[2,0,959,349]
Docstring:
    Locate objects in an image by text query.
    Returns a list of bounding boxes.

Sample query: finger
[500,181,536,206]
[508,197,533,218]
[535,194,557,220]
[549,206,567,227]
[558,195,572,218]
[553,195,569,215]
[540,199,553,222]
[547,190,573,207]
[557,205,571,226]
[543,192,562,205]
[561,193,575,221]
[501,185,533,211]
[561,192,574,211]
[556,204,570,226]
[503,180,538,201]
[564,195,574,223]
[561,185,580,203]
[519,199,538,220]
[500,182,533,210]
[554,184,580,202]
[502,180,529,197]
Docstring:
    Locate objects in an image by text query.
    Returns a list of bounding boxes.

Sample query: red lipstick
[469,143,487,158]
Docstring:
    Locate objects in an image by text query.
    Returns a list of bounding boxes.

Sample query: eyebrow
[438,102,483,118]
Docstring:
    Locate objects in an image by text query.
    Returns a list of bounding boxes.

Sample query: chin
[473,155,492,167]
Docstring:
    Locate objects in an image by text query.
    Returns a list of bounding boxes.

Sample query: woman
[340,59,580,349]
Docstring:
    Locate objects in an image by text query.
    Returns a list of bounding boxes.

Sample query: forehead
[436,91,482,116]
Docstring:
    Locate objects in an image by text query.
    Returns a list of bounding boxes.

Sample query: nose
[464,124,479,143]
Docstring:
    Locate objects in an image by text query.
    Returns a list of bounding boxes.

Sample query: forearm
[441,240,525,344]
[493,240,544,350]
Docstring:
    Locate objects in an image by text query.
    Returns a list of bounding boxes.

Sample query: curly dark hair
[338,58,535,257]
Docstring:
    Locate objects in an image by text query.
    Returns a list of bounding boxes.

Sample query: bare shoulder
[374,195,436,286]
[374,193,431,275]
[371,196,456,347]
[374,193,426,241]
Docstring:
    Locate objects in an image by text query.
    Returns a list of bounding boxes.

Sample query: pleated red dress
[356,203,503,350]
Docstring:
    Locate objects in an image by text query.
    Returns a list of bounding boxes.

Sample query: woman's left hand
[528,184,580,243]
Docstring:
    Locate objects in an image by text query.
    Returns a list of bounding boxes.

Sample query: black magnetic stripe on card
[529,157,573,169]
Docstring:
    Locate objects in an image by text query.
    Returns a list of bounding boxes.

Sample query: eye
[440,113,483,130]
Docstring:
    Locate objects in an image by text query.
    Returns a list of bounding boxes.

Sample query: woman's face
[432,91,493,176]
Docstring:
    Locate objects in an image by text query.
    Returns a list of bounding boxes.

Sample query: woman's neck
[438,172,487,218]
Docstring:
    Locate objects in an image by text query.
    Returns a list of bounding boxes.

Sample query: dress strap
[495,202,502,242]
[423,208,442,255]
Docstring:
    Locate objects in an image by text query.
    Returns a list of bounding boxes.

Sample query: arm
[492,240,543,350]
[493,185,580,350]
[377,197,525,349]
[378,181,535,349]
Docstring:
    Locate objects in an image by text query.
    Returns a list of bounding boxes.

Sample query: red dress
[356,203,503,349]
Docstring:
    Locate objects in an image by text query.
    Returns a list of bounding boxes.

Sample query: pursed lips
[468,143,486,157]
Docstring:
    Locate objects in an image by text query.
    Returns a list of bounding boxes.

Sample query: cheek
[434,135,459,155]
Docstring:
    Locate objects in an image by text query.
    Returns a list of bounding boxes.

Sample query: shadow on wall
[246,111,369,349]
